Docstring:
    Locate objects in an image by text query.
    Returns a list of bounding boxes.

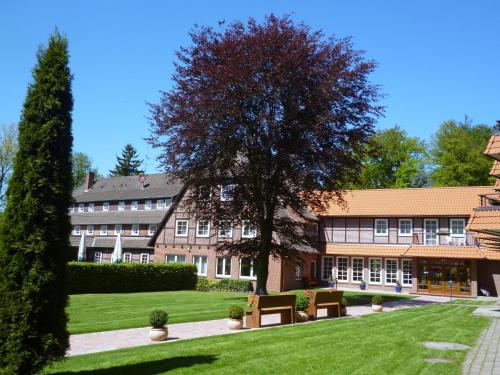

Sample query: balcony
[411,231,478,247]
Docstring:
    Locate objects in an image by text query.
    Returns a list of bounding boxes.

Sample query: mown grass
[50,304,489,375]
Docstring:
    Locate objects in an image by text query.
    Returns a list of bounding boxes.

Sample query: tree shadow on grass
[52,354,218,375]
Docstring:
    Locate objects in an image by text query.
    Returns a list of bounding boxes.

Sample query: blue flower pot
[395,286,402,293]
[360,283,366,290]
[328,282,334,288]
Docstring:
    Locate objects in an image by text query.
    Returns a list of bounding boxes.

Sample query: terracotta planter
[149,327,168,341]
[227,318,243,330]
[372,304,383,312]
[295,311,309,322]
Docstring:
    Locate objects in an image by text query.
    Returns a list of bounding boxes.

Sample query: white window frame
[140,253,149,263]
[321,256,334,280]
[94,251,102,263]
[78,203,84,213]
[385,258,398,286]
[336,256,349,283]
[88,202,94,212]
[103,202,110,212]
[295,260,304,280]
[175,219,189,237]
[73,225,81,235]
[123,252,132,262]
[131,200,139,211]
[118,201,125,211]
[145,200,152,210]
[402,259,412,286]
[450,218,466,238]
[100,225,108,235]
[424,218,439,245]
[166,254,186,263]
[374,219,388,236]
[131,224,140,236]
[398,218,413,237]
[369,257,382,285]
[114,224,123,235]
[148,224,157,235]
[217,221,233,238]
[351,257,364,284]
[86,225,94,235]
[242,221,257,238]
[220,184,235,201]
[193,255,208,276]
[216,256,232,278]
[196,220,210,238]
[156,199,164,209]
[239,258,256,279]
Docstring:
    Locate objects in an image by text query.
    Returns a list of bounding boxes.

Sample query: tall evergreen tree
[109,143,143,176]
[0,31,73,374]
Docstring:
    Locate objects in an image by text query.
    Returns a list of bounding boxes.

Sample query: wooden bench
[245,294,296,328]
[304,290,343,320]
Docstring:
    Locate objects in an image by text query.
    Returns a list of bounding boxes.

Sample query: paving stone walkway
[68,295,445,356]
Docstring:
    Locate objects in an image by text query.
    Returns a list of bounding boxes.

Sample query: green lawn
[49,304,489,375]
[68,290,413,335]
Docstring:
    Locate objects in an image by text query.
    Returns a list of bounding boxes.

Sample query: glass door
[424,219,439,245]
[428,266,444,293]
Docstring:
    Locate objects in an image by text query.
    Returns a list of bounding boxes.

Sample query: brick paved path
[463,316,500,375]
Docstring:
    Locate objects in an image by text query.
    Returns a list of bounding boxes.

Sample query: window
[166,254,186,263]
[374,219,388,236]
[131,200,138,211]
[156,199,164,209]
[450,218,466,237]
[424,219,438,245]
[88,203,94,212]
[140,253,149,263]
[218,221,233,238]
[94,251,102,263]
[69,205,74,213]
[145,200,152,210]
[123,252,132,262]
[337,257,348,282]
[239,259,255,279]
[148,224,157,235]
[242,221,256,238]
[118,201,125,211]
[175,219,188,237]
[385,259,398,285]
[196,220,210,237]
[114,224,123,235]
[86,225,94,235]
[78,203,84,212]
[216,257,232,277]
[193,256,208,276]
[73,225,81,235]
[100,225,108,235]
[103,202,110,211]
[398,219,413,236]
[322,256,334,280]
[295,260,303,280]
[131,224,140,236]
[369,258,382,284]
[402,259,412,286]
[220,184,235,201]
[352,257,364,283]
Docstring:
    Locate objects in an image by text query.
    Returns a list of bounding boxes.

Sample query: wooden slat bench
[245,294,296,328]
[304,290,343,320]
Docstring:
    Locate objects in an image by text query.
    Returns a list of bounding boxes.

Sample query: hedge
[68,262,197,294]
[196,277,253,293]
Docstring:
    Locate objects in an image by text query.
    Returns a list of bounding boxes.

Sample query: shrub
[210,278,253,292]
[228,305,244,319]
[67,262,197,294]
[342,297,349,307]
[372,295,383,305]
[195,277,211,291]
[295,294,310,311]
[150,309,169,328]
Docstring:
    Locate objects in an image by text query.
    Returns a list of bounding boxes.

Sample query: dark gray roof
[70,210,167,225]
[70,235,152,249]
[69,236,94,247]
[73,173,183,203]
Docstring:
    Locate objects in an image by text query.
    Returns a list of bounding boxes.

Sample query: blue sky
[1,0,499,175]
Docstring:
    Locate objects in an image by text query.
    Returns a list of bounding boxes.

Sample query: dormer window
[78,203,84,213]
[131,224,140,236]
[145,200,152,210]
[86,225,94,235]
[103,202,109,212]
[118,201,125,211]
[157,199,164,209]
[100,225,107,235]
[69,206,74,213]
[131,201,139,210]
[88,203,94,212]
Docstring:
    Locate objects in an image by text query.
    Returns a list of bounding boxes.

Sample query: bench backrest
[306,290,343,304]
[248,294,296,309]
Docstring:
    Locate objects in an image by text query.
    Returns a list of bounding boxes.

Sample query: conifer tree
[0,31,73,374]
[109,143,144,176]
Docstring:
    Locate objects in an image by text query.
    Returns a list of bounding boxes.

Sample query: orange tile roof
[495,179,500,191]
[318,186,492,217]
[325,244,409,257]
[489,161,500,178]
[484,135,500,161]
[402,245,485,259]
[480,248,500,259]
[466,209,500,233]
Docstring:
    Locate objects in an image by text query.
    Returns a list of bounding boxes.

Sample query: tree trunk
[254,252,270,295]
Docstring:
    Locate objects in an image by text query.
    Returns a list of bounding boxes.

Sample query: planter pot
[149,327,168,341]
[360,284,366,290]
[328,282,334,288]
[372,304,383,312]
[395,286,402,293]
[227,318,243,330]
[295,311,309,322]
[341,306,347,316]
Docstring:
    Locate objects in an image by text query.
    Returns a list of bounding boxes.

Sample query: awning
[401,245,485,259]
[325,244,409,257]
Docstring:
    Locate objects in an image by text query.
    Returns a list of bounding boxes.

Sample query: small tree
[149,16,382,295]
[109,143,144,176]
[0,123,18,208]
[72,152,100,187]
[0,31,73,373]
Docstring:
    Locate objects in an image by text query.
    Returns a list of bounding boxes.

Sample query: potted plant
[341,296,348,316]
[227,305,244,330]
[371,295,383,312]
[395,280,402,293]
[295,294,310,322]
[327,274,336,288]
[149,309,169,341]
[359,279,366,290]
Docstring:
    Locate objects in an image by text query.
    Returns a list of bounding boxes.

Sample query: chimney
[84,172,95,191]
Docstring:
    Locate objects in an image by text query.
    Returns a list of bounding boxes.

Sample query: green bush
[196,278,253,293]
[228,305,244,319]
[195,277,211,291]
[67,262,197,294]
[149,309,169,328]
[372,295,383,305]
[295,294,310,311]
